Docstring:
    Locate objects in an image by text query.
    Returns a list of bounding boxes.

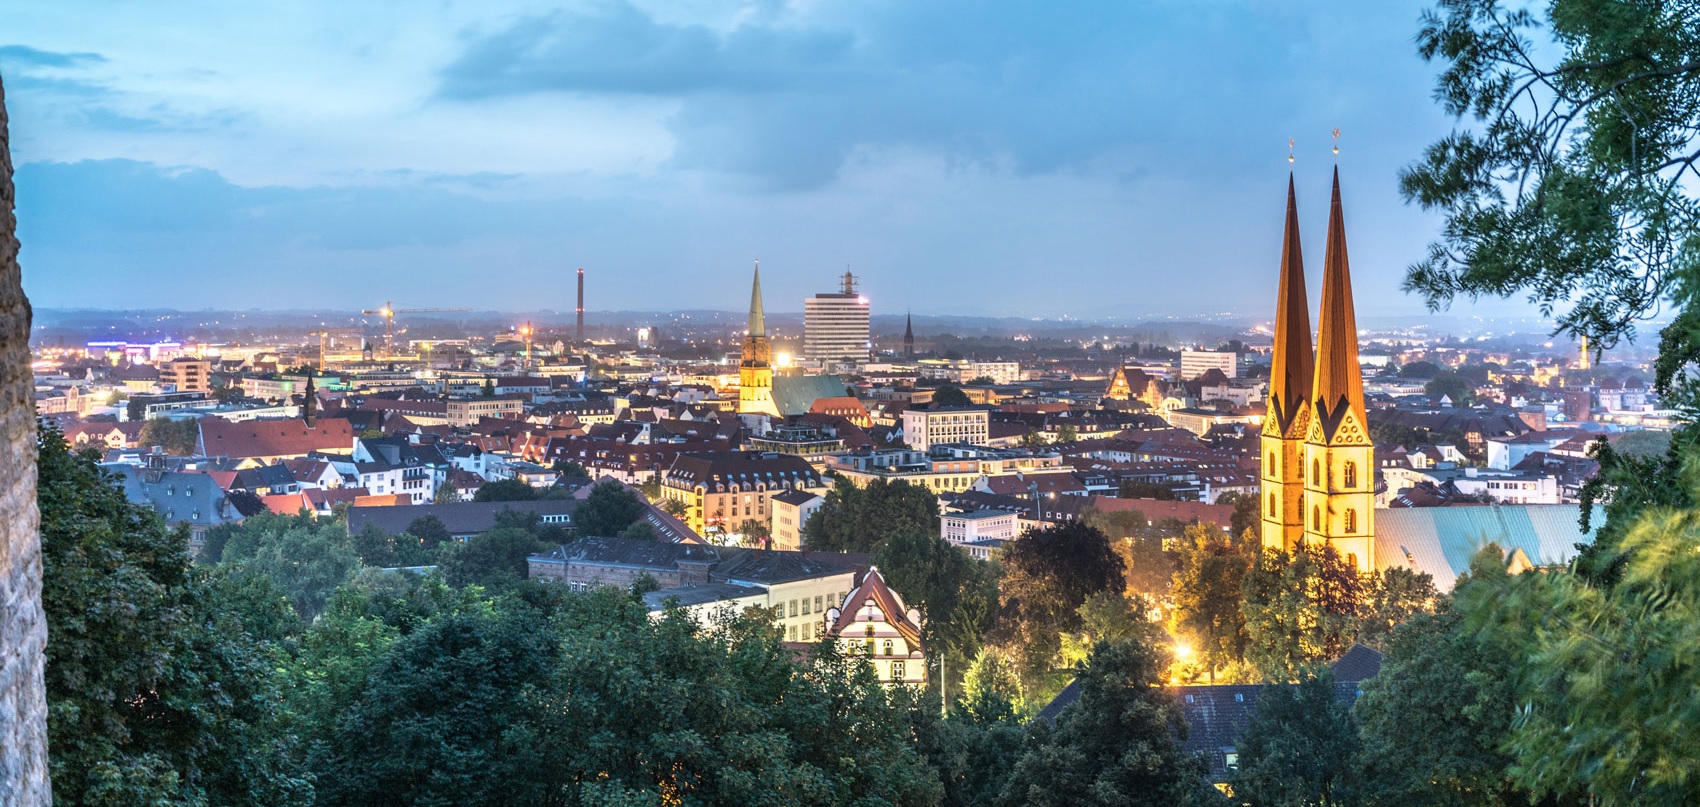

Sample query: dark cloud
[434,1,1335,189]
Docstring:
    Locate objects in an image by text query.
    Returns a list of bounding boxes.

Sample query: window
[864,639,875,656]
[787,625,798,641]
[814,595,823,612]
[865,624,875,637]
[1268,493,1276,516]
[1313,505,1321,529]
[891,660,905,680]
[1343,461,1357,489]
[883,639,893,657]
[1312,458,1321,483]
[1344,508,1357,533]
[800,599,810,615]
[789,600,798,617]
[1267,451,1275,471]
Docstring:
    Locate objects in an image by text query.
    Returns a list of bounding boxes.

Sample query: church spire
[748,260,766,339]
[1311,166,1366,436]
[1269,173,1313,435]
[903,310,914,356]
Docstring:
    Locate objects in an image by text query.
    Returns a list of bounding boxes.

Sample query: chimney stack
[576,268,585,342]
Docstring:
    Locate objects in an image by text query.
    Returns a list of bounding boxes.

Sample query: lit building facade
[804,271,871,363]
[1260,169,1376,572]
[738,263,780,417]
[823,566,927,686]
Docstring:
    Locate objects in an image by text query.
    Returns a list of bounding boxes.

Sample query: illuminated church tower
[738,262,780,417]
[1259,174,1314,553]
[1261,164,1375,573]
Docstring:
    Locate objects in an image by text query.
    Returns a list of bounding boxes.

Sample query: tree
[1424,372,1474,406]
[38,426,308,804]
[803,478,938,553]
[621,520,657,541]
[1053,424,1078,443]
[138,417,200,455]
[1397,360,1442,379]
[996,520,1126,673]
[996,638,1210,807]
[1402,0,1700,568]
[1455,518,1700,805]
[405,513,452,552]
[876,531,999,684]
[1081,507,1168,596]
[1171,523,1256,678]
[438,527,545,588]
[932,384,972,407]
[472,478,538,502]
[1355,609,1524,807]
[1355,566,1438,650]
[553,459,590,478]
[351,523,432,569]
[432,482,459,504]
[1214,491,1261,537]
[217,511,361,620]
[573,479,646,536]
[967,375,997,386]
[734,518,770,547]
[902,684,1025,807]
[1241,542,1367,681]
[1230,672,1360,807]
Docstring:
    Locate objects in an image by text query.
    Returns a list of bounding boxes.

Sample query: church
[736,263,855,421]
[1260,168,1377,573]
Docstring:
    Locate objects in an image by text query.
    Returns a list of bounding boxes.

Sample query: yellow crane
[360,301,471,357]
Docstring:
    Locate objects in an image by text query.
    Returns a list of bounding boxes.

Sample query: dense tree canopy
[572,479,646,537]
[996,520,1126,673]
[803,478,939,553]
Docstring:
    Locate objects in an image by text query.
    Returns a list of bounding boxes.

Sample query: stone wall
[0,72,51,804]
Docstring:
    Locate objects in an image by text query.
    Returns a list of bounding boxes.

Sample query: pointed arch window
[1343,461,1358,489]
[1268,451,1276,474]
[1345,508,1357,533]
[1268,493,1277,516]
[1312,458,1321,484]
[1312,505,1321,530]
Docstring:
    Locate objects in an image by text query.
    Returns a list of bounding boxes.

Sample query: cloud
[0,45,106,69]
[434,0,1325,190]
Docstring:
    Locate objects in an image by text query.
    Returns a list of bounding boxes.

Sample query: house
[660,451,827,539]
[823,566,927,687]
[940,509,1018,546]
[769,488,823,551]
[196,416,356,466]
[106,460,245,552]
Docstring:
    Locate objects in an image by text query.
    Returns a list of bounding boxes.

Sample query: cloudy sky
[3,0,1533,320]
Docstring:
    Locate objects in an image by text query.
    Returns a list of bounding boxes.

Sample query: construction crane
[360,301,470,357]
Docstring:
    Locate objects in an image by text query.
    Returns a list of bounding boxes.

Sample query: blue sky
[2,0,1533,320]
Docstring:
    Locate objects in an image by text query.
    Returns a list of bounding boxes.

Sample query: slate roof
[772,375,851,417]
[106,464,243,529]
[347,499,579,538]
[770,488,822,507]
[827,566,922,646]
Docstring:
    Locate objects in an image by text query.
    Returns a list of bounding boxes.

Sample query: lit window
[1343,462,1357,489]
[1312,505,1320,529]
[1345,509,1357,533]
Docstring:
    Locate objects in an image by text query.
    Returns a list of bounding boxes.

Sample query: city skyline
[4,1,1552,321]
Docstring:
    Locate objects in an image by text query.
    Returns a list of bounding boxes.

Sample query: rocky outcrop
[0,72,51,805]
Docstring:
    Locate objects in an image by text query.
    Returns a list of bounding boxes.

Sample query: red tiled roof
[1087,496,1235,528]
[198,416,354,459]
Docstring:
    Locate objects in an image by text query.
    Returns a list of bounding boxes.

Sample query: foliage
[1458,513,1700,805]
[438,527,546,588]
[1241,543,1367,681]
[876,531,1000,680]
[38,425,308,805]
[735,517,769,546]
[1059,591,1165,669]
[803,477,939,553]
[1424,372,1475,406]
[1082,507,1169,596]
[1170,523,1256,676]
[217,511,361,620]
[553,459,590,478]
[960,647,1027,719]
[351,523,434,569]
[621,520,657,541]
[138,416,200,455]
[1355,609,1524,807]
[1403,0,1700,567]
[997,637,1209,807]
[573,479,646,536]
[903,686,1025,807]
[406,513,452,551]
[996,520,1126,673]
[1398,360,1443,378]
[472,477,539,502]
[1355,566,1439,650]
[1214,491,1262,538]
[1230,672,1360,807]
[931,384,972,407]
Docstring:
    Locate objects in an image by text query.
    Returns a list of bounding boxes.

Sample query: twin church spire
[1261,164,1375,572]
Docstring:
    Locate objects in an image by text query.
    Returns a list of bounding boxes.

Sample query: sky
[2,0,1544,321]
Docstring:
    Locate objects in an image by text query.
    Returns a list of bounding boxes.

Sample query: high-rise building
[1261,168,1375,573]
[1180,350,1237,380]
[738,262,779,417]
[804,271,871,363]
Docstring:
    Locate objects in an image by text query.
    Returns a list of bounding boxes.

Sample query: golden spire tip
[1332,128,1341,157]
[1288,137,1294,164]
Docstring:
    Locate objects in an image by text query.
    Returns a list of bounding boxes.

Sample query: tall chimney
[576,268,585,342]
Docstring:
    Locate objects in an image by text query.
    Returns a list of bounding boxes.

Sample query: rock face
[0,72,51,805]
